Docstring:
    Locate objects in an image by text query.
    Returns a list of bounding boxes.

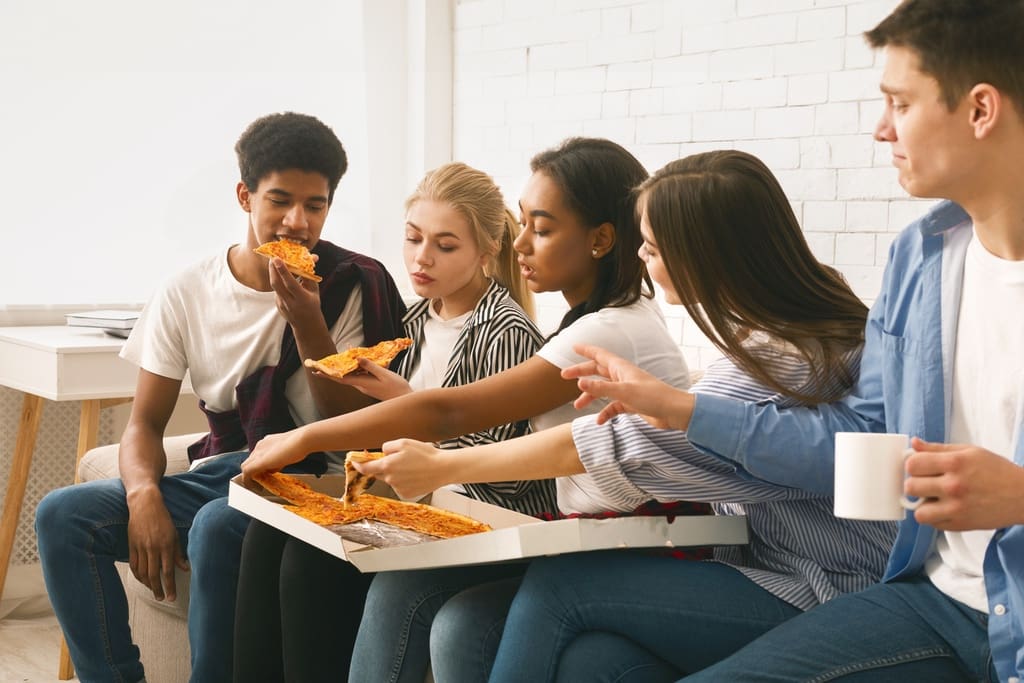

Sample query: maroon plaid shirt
[187,240,405,471]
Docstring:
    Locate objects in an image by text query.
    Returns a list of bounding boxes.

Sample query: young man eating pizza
[35,111,406,683]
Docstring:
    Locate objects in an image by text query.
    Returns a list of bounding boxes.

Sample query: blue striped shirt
[572,337,896,610]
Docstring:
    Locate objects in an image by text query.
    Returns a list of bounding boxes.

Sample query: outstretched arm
[354,424,584,501]
[240,355,581,477]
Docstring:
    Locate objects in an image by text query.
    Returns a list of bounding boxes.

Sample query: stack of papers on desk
[65,310,139,337]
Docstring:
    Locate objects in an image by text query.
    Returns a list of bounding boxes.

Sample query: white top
[927,234,1024,611]
[121,246,365,429]
[532,296,690,514]
[407,303,472,392]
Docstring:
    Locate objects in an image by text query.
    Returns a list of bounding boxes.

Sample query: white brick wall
[453,0,935,367]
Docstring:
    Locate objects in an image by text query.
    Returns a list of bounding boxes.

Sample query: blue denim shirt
[687,200,1024,682]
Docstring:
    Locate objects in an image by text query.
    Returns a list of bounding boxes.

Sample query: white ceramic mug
[833,432,923,521]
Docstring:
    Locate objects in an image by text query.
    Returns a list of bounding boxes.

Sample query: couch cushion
[78,432,207,481]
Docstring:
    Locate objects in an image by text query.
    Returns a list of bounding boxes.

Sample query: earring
[592,249,599,257]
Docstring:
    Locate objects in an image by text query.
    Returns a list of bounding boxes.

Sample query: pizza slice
[254,239,322,282]
[256,472,492,539]
[303,337,413,379]
[367,495,493,539]
[252,471,322,506]
[343,450,388,506]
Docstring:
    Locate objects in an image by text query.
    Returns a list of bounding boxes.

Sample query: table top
[0,325,136,400]
[0,325,128,354]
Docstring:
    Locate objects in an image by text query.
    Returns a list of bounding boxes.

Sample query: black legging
[233,520,373,682]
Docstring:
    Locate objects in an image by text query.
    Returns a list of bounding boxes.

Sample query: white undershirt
[926,233,1024,612]
[406,302,472,391]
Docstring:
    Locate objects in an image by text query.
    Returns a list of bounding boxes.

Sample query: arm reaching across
[563,343,695,430]
[354,425,585,501]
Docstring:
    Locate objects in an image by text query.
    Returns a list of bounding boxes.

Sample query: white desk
[0,325,140,679]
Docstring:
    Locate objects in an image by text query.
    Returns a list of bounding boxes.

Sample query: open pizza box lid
[228,474,749,573]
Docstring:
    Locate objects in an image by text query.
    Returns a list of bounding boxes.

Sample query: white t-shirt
[926,234,1024,612]
[121,245,365,432]
[407,303,472,391]
[532,296,691,513]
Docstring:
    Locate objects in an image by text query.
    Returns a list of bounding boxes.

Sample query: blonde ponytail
[489,208,534,319]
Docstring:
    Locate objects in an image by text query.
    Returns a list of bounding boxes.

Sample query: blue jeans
[349,563,526,683]
[35,452,251,683]
[685,576,996,682]
[488,551,802,683]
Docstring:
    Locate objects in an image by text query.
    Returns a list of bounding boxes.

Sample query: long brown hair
[639,150,868,402]
[406,162,534,318]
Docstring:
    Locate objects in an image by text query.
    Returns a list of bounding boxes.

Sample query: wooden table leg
[58,397,111,680]
[0,393,44,602]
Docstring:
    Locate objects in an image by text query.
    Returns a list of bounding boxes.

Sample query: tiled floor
[0,613,75,683]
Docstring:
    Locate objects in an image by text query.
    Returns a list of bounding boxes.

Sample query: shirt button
[994,604,1007,616]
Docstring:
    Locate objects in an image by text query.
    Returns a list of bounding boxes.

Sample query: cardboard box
[228,474,749,573]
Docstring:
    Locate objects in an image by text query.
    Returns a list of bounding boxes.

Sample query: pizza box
[228,474,749,573]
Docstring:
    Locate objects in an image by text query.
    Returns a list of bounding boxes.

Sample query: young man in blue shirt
[568,1,1024,680]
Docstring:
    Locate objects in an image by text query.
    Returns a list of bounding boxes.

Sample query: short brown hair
[865,0,1024,114]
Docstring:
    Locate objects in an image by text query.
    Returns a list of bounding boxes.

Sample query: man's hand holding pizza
[267,255,325,335]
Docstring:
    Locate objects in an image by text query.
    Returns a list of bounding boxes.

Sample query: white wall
[450,0,935,368]
[0,0,371,308]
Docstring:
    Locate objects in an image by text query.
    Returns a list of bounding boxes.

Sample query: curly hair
[235,112,348,202]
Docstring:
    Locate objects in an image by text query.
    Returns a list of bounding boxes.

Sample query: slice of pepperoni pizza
[254,239,322,282]
[343,450,388,506]
[303,337,413,379]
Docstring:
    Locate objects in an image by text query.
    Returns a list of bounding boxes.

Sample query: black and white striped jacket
[394,280,557,516]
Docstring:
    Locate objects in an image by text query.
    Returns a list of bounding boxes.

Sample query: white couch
[77,432,204,683]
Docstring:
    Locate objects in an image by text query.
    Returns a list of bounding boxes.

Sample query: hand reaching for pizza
[241,429,311,480]
[328,357,413,401]
[352,438,451,501]
[562,343,695,431]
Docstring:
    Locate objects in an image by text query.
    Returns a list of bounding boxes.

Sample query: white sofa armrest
[77,432,208,482]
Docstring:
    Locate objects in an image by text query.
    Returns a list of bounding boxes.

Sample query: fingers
[356,357,389,376]
[561,360,602,380]
[161,554,178,602]
[909,437,962,452]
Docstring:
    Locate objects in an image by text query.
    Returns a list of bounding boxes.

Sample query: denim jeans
[349,563,526,683]
[488,551,802,683]
[35,452,251,683]
[685,576,996,682]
